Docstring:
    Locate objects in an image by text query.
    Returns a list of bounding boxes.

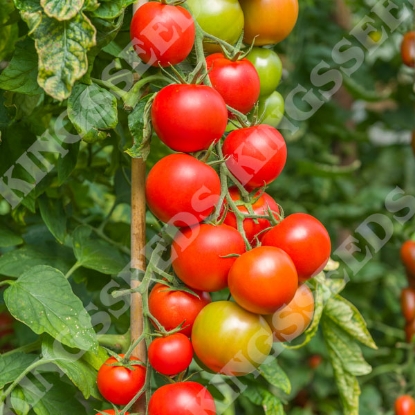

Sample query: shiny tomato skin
[401,31,415,68]
[130,3,195,67]
[148,283,211,337]
[171,224,246,292]
[401,241,415,281]
[246,47,283,97]
[97,355,146,406]
[228,246,298,314]
[192,301,272,376]
[145,154,221,227]
[262,213,331,281]
[239,0,299,45]
[222,124,287,189]
[223,186,280,243]
[401,288,415,322]
[265,284,314,342]
[206,53,260,114]
[257,91,285,128]
[187,0,244,51]
[148,381,216,415]
[151,84,228,153]
[148,333,193,376]
[395,395,415,415]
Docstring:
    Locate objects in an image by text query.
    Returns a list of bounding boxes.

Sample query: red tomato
[228,246,298,314]
[308,354,323,369]
[223,186,280,243]
[222,124,287,189]
[395,395,415,415]
[148,381,216,415]
[97,355,146,406]
[148,333,193,376]
[401,241,415,281]
[151,84,228,153]
[145,154,221,227]
[171,223,246,292]
[192,301,272,376]
[262,213,331,281]
[205,53,260,114]
[130,3,195,67]
[401,31,415,68]
[401,288,415,322]
[265,284,314,342]
[148,282,211,337]
[239,0,299,45]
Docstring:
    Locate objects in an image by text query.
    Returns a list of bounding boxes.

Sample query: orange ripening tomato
[401,240,415,282]
[239,0,299,46]
[395,395,415,415]
[401,31,415,68]
[401,287,415,322]
[265,284,314,342]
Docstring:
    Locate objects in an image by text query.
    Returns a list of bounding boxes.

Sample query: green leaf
[259,358,291,395]
[243,384,285,415]
[0,353,38,388]
[0,226,23,247]
[0,38,42,95]
[11,386,31,415]
[0,245,74,277]
[67,82,118,143]
[41,335,102,399]
[57,141,80,184]
[72,225,126,274]
[38,195,67,244]
[92,0,135,19]
[324,295,377,349]
[40,0,84,20]
[4,265,98,351]
[0,0,18,60]
[20,372,88,415]
[20,9,96,100]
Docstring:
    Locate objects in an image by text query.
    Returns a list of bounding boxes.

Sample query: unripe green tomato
[256,91,285,128]
[246,47,283,96]
[186,0,244,51]
[192,301,273,376]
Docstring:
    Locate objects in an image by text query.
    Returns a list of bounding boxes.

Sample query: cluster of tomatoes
[96,0,334,413]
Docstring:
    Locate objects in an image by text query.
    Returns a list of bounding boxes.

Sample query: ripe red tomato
[222,124,287,189]
[222,186,280,243]
[308,354,323,369]
[148,283,211,337]
[205,53,260,114]
[265,284,314,342]
[151,84,228,152]
[262,213,331,281]
[192,301,272,376]
[401,241,415,281]
[401,31,415,68]
[239,0,299,45]
[145,154,221,227]
[148,381,216,415]
[395,395,415,415]
[228,246,298,314]
[171,223,246,292]
[97,355,146,406]
[401,288,415,322]
[130,2,195,67]
[148,333,193,376]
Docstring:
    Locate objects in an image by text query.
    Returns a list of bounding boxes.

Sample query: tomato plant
[192,301,273,376]
[265,283,314,342]
[171,223,246,292]
[151,84,228,152]
[401,31,415,68]
[148,333,193,376]
[262,213,331,281]
[145,154,221,227]
[401,287,415,322]
[222,186,280,244]
[97,355,146,406]
[222,124,287,189]
[395,395,415,415]
[206,53,260,114]
[246,47,283,97]
[148,381,216,415]
[228,246,298,314]
[148,283,211,337]
[239,0,299,45]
